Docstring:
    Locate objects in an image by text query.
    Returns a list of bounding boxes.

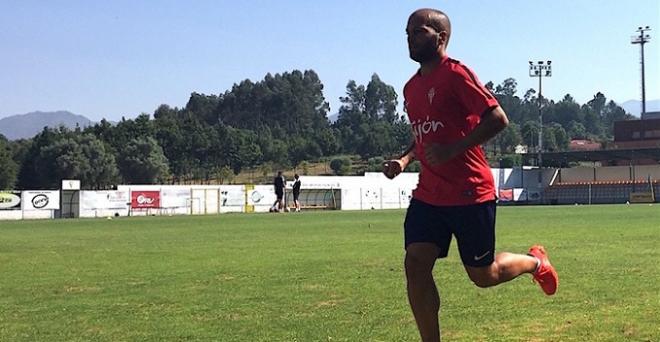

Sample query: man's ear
[438,31,448,46]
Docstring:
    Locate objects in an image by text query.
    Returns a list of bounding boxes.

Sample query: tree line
[0,70,632,190]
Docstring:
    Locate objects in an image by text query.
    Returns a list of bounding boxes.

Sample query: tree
[79,134,120,189]
[549,94,582,128]
[567,121,587,140]
[316,128,341,156]
[288,136,322,166]
[29,131,119,189]
[216,166,235,184]
[37,136,89,188]
[259,162,273,180]
[336,80,367,128]
[496,122,522,154]
[219,126,263,174]
[0,135,18,189]
[492,78,523,123]
[587,92,607,120]
[356,122,397,158]
[117,137,170,184]
[153,108,187,182]
[334,75,403,157]
[601,100,633,137]
[185,92,220,125]
[581,105,602,136]
[216,70,330,140]
[521,121,539,151]
[547,123,569,151]
[365,74,399,124]
[16,127,59,189]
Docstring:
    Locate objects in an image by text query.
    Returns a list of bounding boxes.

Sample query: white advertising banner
[220,186,246,207]
[161,188,191,208]
[0,191,22,210]
[247,186,276,206]
[22,191,60,210]
[81,191,129,210]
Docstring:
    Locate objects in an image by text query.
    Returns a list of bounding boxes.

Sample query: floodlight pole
[528,61,552,168]
[631,26,652,117]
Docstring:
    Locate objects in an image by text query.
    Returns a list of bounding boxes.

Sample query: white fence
[1,169,533,221]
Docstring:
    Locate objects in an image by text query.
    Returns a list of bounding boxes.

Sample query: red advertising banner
[498,189,514,202]
[131,191,161,209]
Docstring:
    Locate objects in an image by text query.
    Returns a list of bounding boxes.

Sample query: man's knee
[405,244,438,278]
[466,264,499,288]
[470,276,496,288]
[405,253,431,274]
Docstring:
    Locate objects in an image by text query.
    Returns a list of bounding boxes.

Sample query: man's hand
[382,159,405,179]
[423,142,463,165]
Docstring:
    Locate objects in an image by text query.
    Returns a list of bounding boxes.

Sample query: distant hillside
[0,111,93,140]
[619,99,660,117]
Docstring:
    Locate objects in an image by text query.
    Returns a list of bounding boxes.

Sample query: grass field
[1,205,659,341]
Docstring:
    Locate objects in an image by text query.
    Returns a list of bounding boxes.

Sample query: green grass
[1,205,659,341]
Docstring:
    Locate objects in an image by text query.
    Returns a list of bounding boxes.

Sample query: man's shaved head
[409,9,451,47]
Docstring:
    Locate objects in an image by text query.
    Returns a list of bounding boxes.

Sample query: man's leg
[464,252,537,288]
[277,195,283,211]
[453,201,557,293]
[405,242,441,342]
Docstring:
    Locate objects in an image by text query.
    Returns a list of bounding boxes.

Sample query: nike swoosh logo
[474,251,491,261]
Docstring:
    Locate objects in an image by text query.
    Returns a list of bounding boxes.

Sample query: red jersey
[403,56,499,206]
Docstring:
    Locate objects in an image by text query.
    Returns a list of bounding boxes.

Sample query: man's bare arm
[383,141,416,179]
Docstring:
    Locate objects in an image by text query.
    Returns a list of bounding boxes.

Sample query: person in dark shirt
[271,171,285,212]
[292,174,301,212]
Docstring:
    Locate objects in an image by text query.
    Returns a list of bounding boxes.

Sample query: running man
[382,8,558,341]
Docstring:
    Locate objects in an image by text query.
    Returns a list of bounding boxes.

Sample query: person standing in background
[271,171,286,212]
[292,174,301,212]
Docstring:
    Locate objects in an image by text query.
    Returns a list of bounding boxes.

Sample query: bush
[330,157,352,175]
[366,157,385,172]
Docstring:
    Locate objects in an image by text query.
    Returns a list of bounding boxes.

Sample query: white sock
[533,258,541,273]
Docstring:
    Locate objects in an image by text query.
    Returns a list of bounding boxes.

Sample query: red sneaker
[528,245,558,295]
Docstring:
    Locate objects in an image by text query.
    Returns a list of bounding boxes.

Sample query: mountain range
[0,111,93,140]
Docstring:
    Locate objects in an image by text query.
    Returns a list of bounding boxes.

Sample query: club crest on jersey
[427,87,435,104]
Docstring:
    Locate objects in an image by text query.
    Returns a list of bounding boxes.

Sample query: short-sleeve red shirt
[403,56,499,206]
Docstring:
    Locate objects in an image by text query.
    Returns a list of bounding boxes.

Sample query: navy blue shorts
[404,198,496,267]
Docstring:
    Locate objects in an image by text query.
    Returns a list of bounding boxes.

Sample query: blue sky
[1,1,658,121]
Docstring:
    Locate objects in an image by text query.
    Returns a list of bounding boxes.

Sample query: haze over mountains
[0,111,93,140]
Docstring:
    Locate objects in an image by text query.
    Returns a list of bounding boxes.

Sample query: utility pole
[528,60,552,167]
[631,26,651,117]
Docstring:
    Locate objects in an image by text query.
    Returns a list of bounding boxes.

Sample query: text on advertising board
[130,191,161,209]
